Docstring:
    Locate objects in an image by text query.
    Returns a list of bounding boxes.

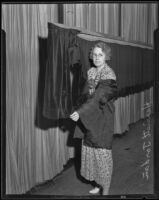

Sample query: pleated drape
[2,4,74,194]
[64,3,120,36]
[121,3,158,44]
[63,3,158,45]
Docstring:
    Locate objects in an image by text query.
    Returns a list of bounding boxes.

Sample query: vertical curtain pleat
[147,4,158,44]
[42,23,81,119]
[63,4,75,27]
[114,87,153,134]
[64,3,120,36]
[2,4,74,194]
[121,3,158,45]
[75,4,88,28]
[64,3,158,43]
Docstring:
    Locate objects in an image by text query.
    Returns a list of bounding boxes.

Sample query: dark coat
[73,79,118,149]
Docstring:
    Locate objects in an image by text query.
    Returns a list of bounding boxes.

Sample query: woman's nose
[94,55,100,59]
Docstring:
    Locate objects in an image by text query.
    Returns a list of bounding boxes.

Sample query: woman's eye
[93,54,103,57]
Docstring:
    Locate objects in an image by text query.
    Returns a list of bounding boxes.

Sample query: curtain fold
[2,4,74,194]
[121,3,158,45]
[114,87,153,133]
[64,3,120,36]
[64,3,158,45]
[42,22,81,119]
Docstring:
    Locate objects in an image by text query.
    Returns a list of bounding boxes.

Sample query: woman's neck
[96,63,107,72]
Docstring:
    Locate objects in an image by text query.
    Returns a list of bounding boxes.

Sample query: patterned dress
[80,64,116,194]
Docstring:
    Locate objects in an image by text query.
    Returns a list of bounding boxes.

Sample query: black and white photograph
[1,1,159,199]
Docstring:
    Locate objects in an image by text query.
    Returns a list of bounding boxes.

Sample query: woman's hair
[89,42,111,61]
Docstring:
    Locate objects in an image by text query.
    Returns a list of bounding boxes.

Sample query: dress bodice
[87,65,116,94]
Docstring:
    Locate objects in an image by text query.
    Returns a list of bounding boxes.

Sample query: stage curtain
[64,3,120,36]
[114,87,153,133]
[2,4,74,194]
[63,3,158,45]
[121,3,158,45]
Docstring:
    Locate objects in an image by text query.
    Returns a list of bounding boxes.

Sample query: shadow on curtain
[35,37,54,129]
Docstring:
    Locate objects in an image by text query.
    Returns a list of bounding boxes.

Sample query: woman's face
[92,47,106,68]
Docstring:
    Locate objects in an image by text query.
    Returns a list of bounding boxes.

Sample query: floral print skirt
[80,141,113,190]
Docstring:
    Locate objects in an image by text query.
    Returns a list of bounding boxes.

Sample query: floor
[27,117,154,198]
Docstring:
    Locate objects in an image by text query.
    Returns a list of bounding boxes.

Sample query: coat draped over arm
[74,79,118,149]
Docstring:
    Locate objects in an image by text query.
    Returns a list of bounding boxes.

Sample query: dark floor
[27,117,154,198]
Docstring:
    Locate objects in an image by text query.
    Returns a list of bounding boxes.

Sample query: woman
[70,42,117,195]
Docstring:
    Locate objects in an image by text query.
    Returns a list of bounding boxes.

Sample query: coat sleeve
[75,80,90,109]
[95,80,118,107]
[77,79,117,119]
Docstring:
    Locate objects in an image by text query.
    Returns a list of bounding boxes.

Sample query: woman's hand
[89,88,94,95]
[70,111,79,122]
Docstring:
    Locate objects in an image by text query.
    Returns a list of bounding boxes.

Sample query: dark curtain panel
[43,23,154,120]
[114,44,154,95]
[75,34,154,97]
[43,23,81,119]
